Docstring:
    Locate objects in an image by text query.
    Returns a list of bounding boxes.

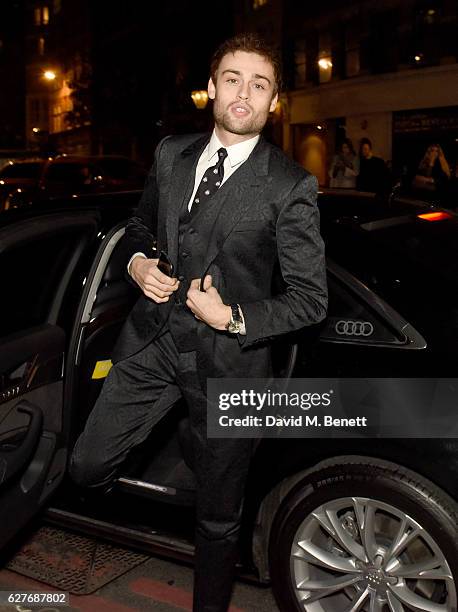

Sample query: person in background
[329,138,359,188]
[357,138,390,194]
[412,143,451,201]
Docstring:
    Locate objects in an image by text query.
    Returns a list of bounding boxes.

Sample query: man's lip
[229,103,251,114]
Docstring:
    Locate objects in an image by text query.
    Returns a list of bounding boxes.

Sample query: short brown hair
[210,33,282,94]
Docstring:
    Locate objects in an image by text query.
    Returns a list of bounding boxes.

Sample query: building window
[318,32,333,83]
[294,39,307,88]
[34,6,50,26]
[38,37,45,55]
[253,0,268,8]
[346,48,360,77]
[345,24,360,77]
[30,99,40,123]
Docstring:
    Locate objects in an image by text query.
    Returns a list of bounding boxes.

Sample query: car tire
[269,457,458,612]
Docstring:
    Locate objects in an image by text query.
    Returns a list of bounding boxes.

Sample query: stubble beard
[213,101,269,137]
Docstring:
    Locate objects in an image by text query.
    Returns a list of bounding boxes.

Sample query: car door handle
[0,401,43,489]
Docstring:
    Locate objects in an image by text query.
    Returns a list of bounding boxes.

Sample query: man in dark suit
[70,33,327,611]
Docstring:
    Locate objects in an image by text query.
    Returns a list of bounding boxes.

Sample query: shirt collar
[207,130,260,168]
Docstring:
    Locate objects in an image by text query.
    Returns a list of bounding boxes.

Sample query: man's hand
[130,256,179,303]
[186,275,231,330]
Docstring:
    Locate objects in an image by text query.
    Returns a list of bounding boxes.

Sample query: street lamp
[191,90,209,110]
[43,70,56,81]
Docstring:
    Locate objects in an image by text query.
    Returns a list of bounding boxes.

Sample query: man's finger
[144,290,169,303]
[203,275,212,291]
[146,276,179,292]
[153,265,178,286]
[190,278,201,290]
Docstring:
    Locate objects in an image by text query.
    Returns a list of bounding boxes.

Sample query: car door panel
[0,401,43,488]
[0,213,99,550]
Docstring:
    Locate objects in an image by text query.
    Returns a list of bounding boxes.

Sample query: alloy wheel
[290,496,456,611]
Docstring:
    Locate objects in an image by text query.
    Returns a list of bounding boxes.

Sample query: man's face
[361,144,371,158]
[208,51,278,141]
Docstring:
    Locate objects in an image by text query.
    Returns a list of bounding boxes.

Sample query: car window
[45,163,93,185]
[96,158,145,180]
[320,273,408,346]
[0,233,81,337]
[0,162,44,179]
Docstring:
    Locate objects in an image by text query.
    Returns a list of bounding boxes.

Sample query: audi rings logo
[335,320,374,337]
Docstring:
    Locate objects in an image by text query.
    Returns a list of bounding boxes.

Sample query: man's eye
[253,83,265,90]
[227,78,238,84]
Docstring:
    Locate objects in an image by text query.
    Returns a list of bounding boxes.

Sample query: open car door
[0,212,99,549]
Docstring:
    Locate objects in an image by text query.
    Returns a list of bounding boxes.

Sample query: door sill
[43,507,262,584]
[44,507,194,562]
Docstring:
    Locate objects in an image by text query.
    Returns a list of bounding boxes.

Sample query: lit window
[318,32,332,83]
[253,0,268,8]
[35,6,50,25]
[38,37,45,55]
[318,56,332,82]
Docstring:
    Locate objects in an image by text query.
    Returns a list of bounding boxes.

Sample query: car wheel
[269,458,458,612]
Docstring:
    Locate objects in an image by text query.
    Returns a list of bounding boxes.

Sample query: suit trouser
[69,329,254,612]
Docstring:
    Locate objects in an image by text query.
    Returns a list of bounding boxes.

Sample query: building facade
[235,0,458,184]
[0,1,26,152]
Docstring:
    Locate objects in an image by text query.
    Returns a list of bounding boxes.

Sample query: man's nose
[237,82,249,100]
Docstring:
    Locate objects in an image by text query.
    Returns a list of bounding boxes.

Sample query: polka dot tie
[190,147,228,218]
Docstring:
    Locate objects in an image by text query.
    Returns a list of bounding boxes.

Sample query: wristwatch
[225,303,243,334]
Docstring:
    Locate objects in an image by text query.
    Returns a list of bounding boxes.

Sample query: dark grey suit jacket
[112,133,328,384]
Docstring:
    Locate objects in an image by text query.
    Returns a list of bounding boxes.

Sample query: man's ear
[208,77,216,100]
[269,92,279,113]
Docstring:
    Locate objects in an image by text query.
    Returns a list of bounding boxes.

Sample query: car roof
[1,158,46,165]
[0,190,140,229]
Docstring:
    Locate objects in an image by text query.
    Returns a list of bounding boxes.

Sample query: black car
[0,155,146,211]
[0,189,457,612]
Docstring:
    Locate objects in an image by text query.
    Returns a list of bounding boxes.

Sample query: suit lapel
[200,135,272,274]
[166,134,210,267]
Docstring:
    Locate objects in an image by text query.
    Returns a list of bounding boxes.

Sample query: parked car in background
[0,189,456,612]
[0,158,45,208]
[0,155,146,211]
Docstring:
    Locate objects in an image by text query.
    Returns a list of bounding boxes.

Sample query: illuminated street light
[191,90,209,110]
[32,127,40,133]
[318,58,332,70]
[43,70,56,81]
